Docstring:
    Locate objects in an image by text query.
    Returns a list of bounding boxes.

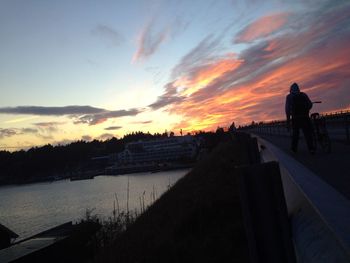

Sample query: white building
[118,136,198,165]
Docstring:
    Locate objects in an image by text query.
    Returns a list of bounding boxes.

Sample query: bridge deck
[258,134,350,200]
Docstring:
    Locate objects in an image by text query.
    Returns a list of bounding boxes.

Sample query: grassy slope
[98,136,250,263]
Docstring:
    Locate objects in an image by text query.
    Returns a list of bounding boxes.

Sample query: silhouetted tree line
[0,130,228,185]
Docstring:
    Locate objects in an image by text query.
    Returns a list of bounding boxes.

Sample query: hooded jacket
[285,84,312,122]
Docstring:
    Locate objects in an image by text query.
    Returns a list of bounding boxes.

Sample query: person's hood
[290,83,300,94]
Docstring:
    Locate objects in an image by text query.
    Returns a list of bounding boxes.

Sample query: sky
[0,0,350,150]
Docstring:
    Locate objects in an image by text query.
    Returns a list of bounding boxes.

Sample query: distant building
[118,135,198,165]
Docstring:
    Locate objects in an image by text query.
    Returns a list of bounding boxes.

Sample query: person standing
[285,83,315,154]
[228,121,237,133]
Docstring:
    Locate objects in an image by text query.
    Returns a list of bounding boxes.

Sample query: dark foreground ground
[94,136,250,263]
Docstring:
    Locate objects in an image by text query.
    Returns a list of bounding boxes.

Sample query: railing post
[345,114,350,143]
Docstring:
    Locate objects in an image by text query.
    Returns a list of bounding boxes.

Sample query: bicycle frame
[310,102,331,153]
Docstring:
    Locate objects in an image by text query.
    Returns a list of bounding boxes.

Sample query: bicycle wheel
[320,134,331,153]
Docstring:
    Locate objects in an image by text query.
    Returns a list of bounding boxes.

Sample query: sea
[0,169,188,240]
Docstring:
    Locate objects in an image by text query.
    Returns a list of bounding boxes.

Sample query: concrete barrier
[254,135,350,262]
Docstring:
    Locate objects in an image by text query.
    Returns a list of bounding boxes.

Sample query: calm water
[0,170,188,239]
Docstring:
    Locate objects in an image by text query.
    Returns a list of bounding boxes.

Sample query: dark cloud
[148,82,185,110]
[0,127,39,139]
[104,126,122,131]
[91,25,124,46]
[81,135,92,141]
[133,120,153,124]
[149,95,184,110]
[141,120,152,124]
[74,109,141,125]
[21,128,38,134]
[0,105,105,115]
[0,128,17,139]
[0,106,142,125]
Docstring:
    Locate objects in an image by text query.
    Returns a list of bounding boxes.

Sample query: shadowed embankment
[96,134,250,262]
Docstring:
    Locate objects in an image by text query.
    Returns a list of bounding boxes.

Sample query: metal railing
[240,111,350,143]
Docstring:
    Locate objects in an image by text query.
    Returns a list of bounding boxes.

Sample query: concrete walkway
[259,134,350,200]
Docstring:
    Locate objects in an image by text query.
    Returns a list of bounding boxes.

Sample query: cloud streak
[171,35,223,79]
[132,15,189,63]
[104,126,122,131]
[91,25,124,46]
[132,120,153,124]
[234,12,290,43]
[149,82,184,110]
[0,106,141,125]
[0,127,39,140]
[0,106,104,115]
[33,121,65,127]
[33,121,65,133]
[74,109,140,125]
[133,19,169,63]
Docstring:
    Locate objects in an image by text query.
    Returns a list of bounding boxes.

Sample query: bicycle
[310,101,331,153]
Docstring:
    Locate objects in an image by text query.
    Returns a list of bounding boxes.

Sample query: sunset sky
[1,0,350,150]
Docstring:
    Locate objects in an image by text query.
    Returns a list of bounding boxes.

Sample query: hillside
[95,135,250,262]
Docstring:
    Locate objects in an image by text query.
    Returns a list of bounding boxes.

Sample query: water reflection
[0,170,188,239]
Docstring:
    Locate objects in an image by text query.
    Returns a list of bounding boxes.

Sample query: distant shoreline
[0,164,195,188]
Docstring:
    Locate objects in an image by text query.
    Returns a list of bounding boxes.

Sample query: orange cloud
[235,12,289,43]
[175,57,243,96]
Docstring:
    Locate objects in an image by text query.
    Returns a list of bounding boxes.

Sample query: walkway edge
[252,134,350,260]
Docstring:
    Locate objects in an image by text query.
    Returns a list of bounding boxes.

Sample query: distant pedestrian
[228,121,237,140]
[229,121,237,133]
[285,83,315,154]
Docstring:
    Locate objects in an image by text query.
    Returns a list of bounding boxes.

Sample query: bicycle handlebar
[312,101,322,104]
